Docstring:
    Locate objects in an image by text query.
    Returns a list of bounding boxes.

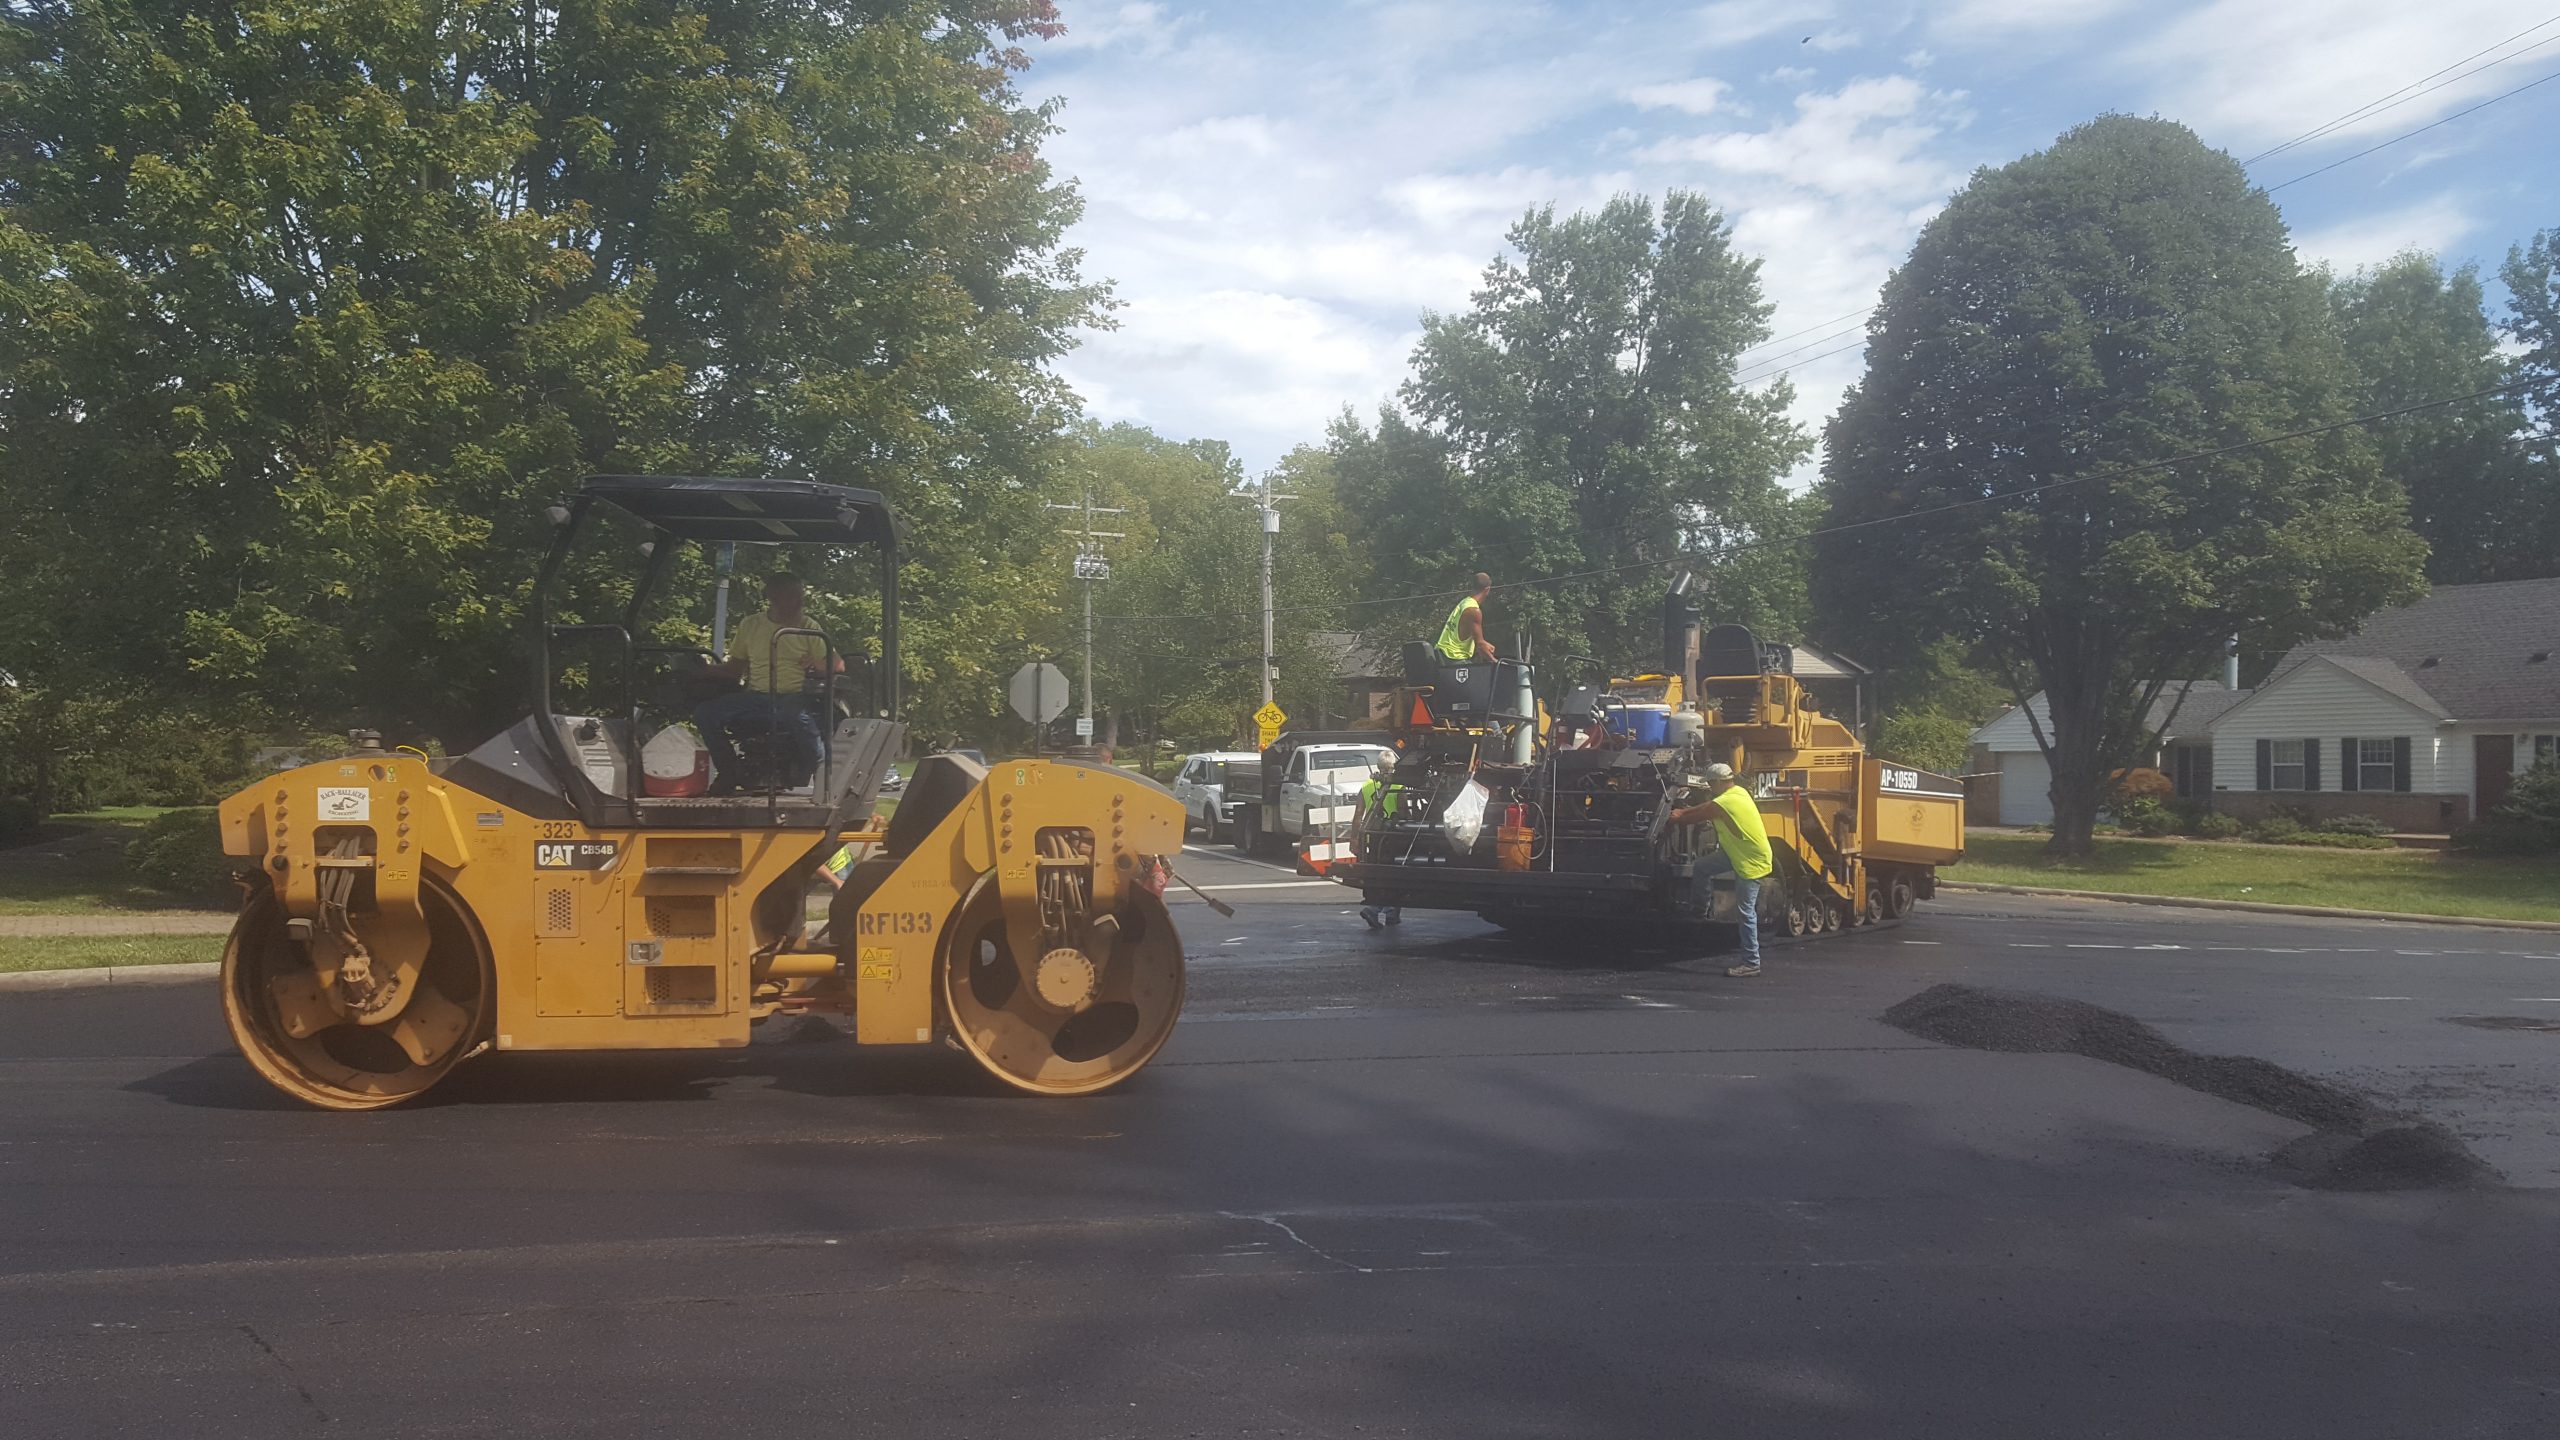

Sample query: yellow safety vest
[1436,596,1481,661]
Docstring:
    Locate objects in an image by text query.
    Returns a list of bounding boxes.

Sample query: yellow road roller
[217,475,1188,1109]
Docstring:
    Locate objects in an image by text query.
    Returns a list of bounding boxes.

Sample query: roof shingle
[2283,577,2560,720]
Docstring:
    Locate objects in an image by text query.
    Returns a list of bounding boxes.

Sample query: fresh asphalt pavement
[2,843,2555,1437]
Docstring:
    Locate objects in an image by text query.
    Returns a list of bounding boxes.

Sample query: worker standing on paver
[1356,751,1406,929]
[1435,572,1498,662]
[1667,763,1773,977]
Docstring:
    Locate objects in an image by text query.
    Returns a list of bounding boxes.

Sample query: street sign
[1254,701,1286,748]
[1074,716,1094,739]
[1008,662,1070,725]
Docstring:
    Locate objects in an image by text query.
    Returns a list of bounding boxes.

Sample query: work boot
[1360,907,1383,930]
[1725,962,1763,978]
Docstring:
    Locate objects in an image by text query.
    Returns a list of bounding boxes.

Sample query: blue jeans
[694,691,820,790]
[1697,855,1762,965]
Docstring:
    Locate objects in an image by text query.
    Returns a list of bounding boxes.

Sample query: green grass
[0,934,218,973]
[0,814,218,916]
[1957,834,2560,923]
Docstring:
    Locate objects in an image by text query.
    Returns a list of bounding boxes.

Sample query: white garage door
[1998,751,2053,826]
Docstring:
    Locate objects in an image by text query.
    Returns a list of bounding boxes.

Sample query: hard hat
[1702,762,1736,783]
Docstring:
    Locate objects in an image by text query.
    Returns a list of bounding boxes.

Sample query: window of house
[2534,734,2556,766]
[2359,738,2396,792]
[2270,739,2306,791]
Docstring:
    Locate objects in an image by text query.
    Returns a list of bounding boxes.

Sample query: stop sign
[1008,661,1070,725]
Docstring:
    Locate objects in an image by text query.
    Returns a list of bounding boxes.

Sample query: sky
[1021,0,2560,479]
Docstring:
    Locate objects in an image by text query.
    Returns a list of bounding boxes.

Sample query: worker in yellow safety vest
[1667,762,1773,978]
[1355,751,1405,929]
[1435,572,1497,662]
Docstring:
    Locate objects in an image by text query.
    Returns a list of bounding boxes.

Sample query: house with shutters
[1965,681,2250,827]
[2206,577,2560,832]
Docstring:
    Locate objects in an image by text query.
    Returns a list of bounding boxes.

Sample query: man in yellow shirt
[1434,572,1498,662]
[695,574,840,793]
[1667,762,1773,977]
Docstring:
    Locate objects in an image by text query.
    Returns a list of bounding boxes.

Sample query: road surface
[1,844,2553,1437]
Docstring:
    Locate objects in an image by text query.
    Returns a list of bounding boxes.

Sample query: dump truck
[1342,587,1964,941]
[216,475,1188,1109]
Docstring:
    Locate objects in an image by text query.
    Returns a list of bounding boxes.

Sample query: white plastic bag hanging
[1440,779,1491,851]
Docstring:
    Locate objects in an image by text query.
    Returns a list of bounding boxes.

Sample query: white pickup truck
[1170,750,1260,844]
[1227,733,1394,863]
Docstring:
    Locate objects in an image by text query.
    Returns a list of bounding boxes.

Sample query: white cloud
[2290,193,2479,273]
[2133,0,2547,155]
[1930,0,2134,37]
[1692,0,1836,49]
[1628,77,1731,115]
[1048,1,1182,54]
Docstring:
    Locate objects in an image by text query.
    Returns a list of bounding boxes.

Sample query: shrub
[2116,795,2179,837]
[125,809,241,905]
[2107,767,2174,802]
[2456,759,2560,855]
[2321,813,2390,837]
[2194,812,2244,840]
[0,795,42,847]
[1873,709,1974,776]
[2244,816,2305,845]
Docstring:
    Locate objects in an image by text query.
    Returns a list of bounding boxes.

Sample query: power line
[2264,64,2560,193]
[2244,14,2560,165]
[1734,303,1875,361]
[1097,376,2530,628]
[1735,336,1867,387]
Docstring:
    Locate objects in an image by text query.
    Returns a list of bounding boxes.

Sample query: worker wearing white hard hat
[1357,750,1405,930]
[1666,762,1774,976]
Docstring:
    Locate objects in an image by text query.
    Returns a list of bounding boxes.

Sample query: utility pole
[1044,492,1124,744]
[1250,471,1294,707]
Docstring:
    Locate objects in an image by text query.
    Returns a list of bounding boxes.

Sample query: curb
[0,961,221,993]
[1939,882,2560,933]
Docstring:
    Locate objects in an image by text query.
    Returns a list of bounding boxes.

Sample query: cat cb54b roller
[217,476,1188,1110]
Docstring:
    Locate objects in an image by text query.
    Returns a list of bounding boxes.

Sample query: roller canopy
[582,475,898,547]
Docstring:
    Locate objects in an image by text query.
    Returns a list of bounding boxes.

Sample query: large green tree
[0,0,1094,791]
[1815,115,2425,856]
[1332,191,1813,676]
[1047,426,1356,760]
[2328,253,2546,583]
[2502,227,2560,549]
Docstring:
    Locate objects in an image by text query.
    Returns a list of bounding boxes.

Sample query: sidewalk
[0,912,233,937]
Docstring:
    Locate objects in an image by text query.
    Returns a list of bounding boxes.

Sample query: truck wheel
[1200,807,1221,846]
[1233,806,1258,855]
[1864,884,1885,926]
[1780,896,1810,938]
[1887,873,1916,920]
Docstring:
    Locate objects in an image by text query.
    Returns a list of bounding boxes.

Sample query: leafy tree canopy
[1815,115,2425,854]
[1332,191,1813,677]
[0,0,1096,767]
[2328,252,2547,583]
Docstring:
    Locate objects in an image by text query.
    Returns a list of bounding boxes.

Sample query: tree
[0,0,1095,776]
[1815,116,2425,857]
[2328,253,2546,583]
[2502,228,2560,554]
[1060,427,1358,759]
[1332,192,1813,673]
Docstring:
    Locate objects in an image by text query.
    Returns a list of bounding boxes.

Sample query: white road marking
[2359,996,2416,1001]
[1184,844,1299,874]
[2131,943,2186,951]
[2394,950,2437,956]
[2511,998,2560,1003]
[2009,943,2052,949]
[1182,880,1340,891]
[2066,943,2124,949]
[1901,940,1941,946]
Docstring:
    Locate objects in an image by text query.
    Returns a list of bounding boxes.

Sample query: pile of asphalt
[1883,983,2497,1191]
